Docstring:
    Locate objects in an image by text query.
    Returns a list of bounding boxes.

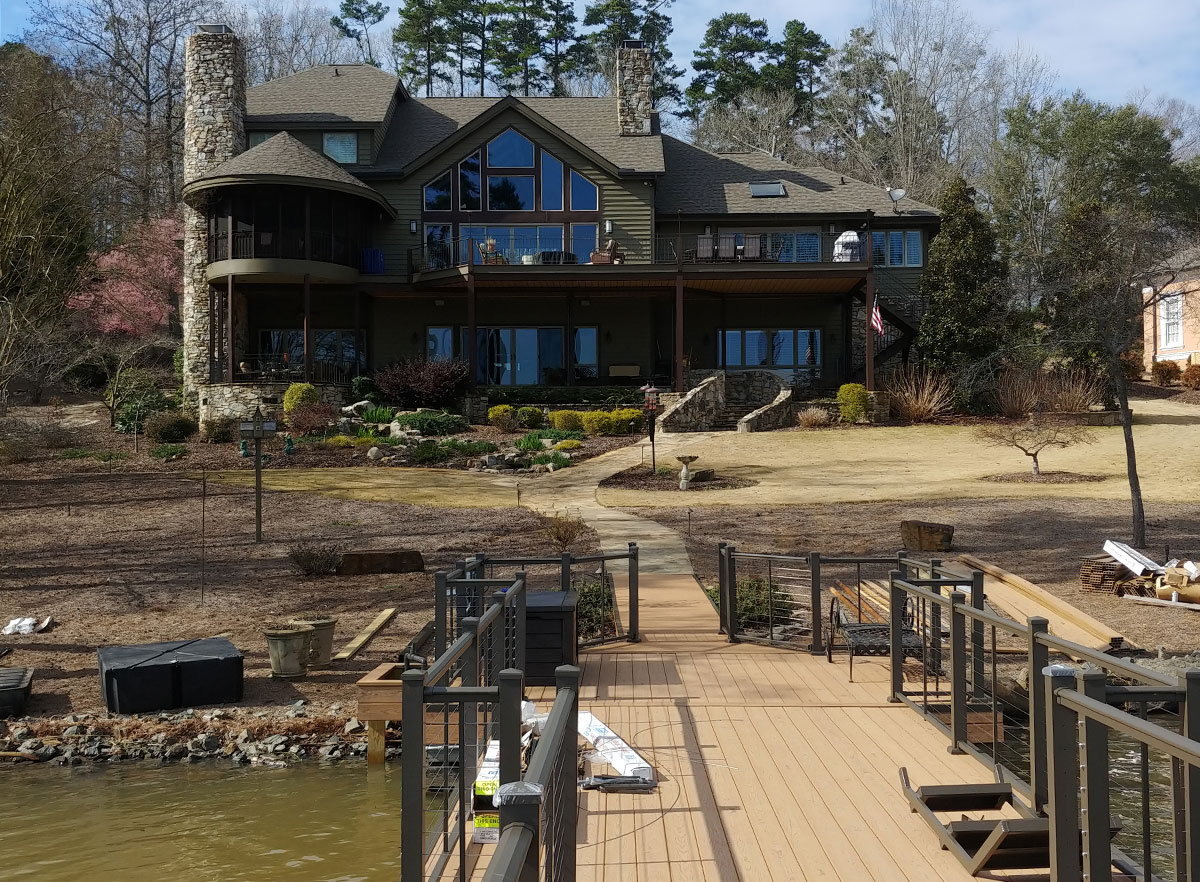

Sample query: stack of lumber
[956,554,1126,651]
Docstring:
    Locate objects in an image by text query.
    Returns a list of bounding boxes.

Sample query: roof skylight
[748,181,787,198]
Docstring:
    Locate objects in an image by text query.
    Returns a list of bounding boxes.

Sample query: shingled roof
[183,133,394,215]
[246,64,402,125]
[656,137,939,217]
[366,96,665,176]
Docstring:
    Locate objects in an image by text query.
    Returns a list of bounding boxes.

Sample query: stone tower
[181,24,246,412]
[615,41,653,136]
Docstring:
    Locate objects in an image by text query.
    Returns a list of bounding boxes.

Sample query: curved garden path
[518,432,719,575]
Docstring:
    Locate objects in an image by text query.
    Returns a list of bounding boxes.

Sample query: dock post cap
[495,781,544,806]
[1042,664,1076,677]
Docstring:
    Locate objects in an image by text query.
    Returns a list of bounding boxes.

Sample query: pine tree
[393,0,450,96]
[543,0,583,96]
[761,20,830,127]
[583,0,682,106]
[685,13,770,116]
[915,176,1006,371]
[329,0,388,66]
[493,0,551,96]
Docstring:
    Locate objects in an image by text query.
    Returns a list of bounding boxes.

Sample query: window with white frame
[1161,294,1183,349]
[322,132,358,164]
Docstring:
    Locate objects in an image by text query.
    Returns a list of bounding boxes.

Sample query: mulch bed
[598,465,758,492]
[0,402,634,478]
[0,471,596,718]
[982,471,1108,484]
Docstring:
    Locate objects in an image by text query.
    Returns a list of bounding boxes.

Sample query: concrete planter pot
[288,614,338,669]
[264,624,315,679]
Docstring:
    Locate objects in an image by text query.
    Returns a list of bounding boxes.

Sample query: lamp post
[239,406,277,542]
[640,382,659,473]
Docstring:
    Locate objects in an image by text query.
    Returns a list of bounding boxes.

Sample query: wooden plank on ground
[333,607,397,661]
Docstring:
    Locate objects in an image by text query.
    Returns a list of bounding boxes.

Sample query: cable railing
[888,569,1197,881]
[434,545,640,655]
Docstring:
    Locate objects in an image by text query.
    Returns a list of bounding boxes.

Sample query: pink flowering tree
[71,217,182,422]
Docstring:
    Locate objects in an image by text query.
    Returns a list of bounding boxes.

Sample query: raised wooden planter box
[356,662,460,764]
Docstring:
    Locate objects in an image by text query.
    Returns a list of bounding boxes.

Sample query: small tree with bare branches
[975,416,1096,477]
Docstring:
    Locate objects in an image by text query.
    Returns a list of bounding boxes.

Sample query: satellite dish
[887,188,906,203]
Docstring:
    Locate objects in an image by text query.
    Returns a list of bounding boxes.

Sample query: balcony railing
[219,352,360,385]
[210,230,383,273]
[408,231,869,275]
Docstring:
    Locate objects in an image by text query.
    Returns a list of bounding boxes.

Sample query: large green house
[180,25,938,424]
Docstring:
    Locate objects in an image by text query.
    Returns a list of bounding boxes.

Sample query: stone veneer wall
[199,383,345,425]
[738,388,794,433]
[657,375,724,433]
[181,27,247,413]
[615,47,652,136]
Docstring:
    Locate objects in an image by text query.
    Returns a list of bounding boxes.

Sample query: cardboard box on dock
[472,740,501,844]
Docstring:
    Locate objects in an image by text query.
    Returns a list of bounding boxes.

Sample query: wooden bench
[826,580,923,680]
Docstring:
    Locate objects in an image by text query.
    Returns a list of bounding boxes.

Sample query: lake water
[0,763,402,882]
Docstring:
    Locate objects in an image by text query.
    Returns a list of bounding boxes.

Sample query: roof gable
[370,96,665,177]
[656,137,939,218]
[246,65,402,126]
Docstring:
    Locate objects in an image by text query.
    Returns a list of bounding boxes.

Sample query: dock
[451,572,1025,882]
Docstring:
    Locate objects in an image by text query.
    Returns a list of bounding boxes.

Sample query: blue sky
[3,0,1198,105]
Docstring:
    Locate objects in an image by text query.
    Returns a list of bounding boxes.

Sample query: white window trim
[568,170,600,212]
[1161,293,1184,350]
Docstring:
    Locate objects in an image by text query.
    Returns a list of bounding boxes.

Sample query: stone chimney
[616,41,652,136]
[184,24,247,181]
[181,24,246,412]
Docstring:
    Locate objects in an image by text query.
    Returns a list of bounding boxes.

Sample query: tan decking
[441,573,1051,882]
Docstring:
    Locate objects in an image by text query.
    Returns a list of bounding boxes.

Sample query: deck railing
[209,229,367,269]
[888,568,1200,881]
[482,665,581,882]
[435,545,640,654]
[400,570,529,882]
[408,231,870,276]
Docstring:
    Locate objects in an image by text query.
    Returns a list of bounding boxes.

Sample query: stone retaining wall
[738,388,795,432]
[198,382,345,424]
[658,375,724,432]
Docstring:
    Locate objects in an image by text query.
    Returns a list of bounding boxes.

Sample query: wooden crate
[1079,554,1125,594]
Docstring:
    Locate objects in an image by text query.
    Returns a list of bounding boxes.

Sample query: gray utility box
[524,591,578,686]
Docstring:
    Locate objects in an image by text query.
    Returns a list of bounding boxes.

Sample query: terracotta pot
[264,624,314,679]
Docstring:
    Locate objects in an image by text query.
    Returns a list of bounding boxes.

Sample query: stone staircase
[709,403,760,431]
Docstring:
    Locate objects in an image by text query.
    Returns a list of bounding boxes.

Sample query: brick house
[1143,277,1200,374]
[180,25,939,423]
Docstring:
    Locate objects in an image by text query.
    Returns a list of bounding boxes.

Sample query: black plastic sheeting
[97,638,243,714]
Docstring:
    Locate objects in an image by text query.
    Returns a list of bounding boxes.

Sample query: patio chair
[589,239,625,264]
[741,235,762,261]
[477,240,507,265]
[716,234,737,261]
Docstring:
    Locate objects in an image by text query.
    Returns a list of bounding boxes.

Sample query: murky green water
[0,764,402,882]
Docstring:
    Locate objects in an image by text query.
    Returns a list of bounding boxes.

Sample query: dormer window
[248,131,273,148]
[323,132,357,164]
[487,129,534,167]
[749,181,787,198]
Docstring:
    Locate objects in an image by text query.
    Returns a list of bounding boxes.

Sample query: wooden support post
[467,265,477,385]
[948,591,967,752]
[841,293,852,382]
[225,273,234,383]
[208,284,217,382]
[1027,617,1050,812]
[889,572,905,701]
[674,274,684,392]
[303,274,312,382]
[366,719,386,765]
[1078,669,1111,881]
[864,274,876,392]
[1045,665,1081,882]
[809,553,823,656]
[1183,671,1200,881]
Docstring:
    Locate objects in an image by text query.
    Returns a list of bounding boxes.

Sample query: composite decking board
[455,573,1003,882]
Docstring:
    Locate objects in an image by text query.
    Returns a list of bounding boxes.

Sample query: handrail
[1059,688,1199,758]
[1036,632,1177,687]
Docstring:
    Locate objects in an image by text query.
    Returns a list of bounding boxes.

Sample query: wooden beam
[333,607,397,662]
[366,719,387,765]
[303,274,312,382]
[674,274,684,392]
[225,273,234,383]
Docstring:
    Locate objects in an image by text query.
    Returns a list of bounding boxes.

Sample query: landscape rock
[342,400,372,416]
[343,717,363,734]
[691,468,716,483]
[62,725,87,737]
[11,726,33,742]
[367,446,384,461]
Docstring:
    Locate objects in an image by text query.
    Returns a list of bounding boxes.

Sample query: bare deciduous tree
[975,415,1096,476]
[690,87,809,160]
[221,0,357,85]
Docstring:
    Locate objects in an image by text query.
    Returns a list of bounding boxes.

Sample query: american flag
[870,296,885,335]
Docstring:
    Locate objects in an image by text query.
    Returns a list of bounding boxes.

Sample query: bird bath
[676,455,699,490]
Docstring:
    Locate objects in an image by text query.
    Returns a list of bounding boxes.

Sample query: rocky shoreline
[0,701,396,767]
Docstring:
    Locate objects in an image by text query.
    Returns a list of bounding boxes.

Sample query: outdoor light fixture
[604,219,613,235]
[434,298,445,307]
[640,382,660,472]
[886,187,906,214]
[409,220,418,234]
[703,224,712,235]
[238,406,278,543]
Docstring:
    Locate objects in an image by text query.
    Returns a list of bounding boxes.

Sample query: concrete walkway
[519,432,718,575]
